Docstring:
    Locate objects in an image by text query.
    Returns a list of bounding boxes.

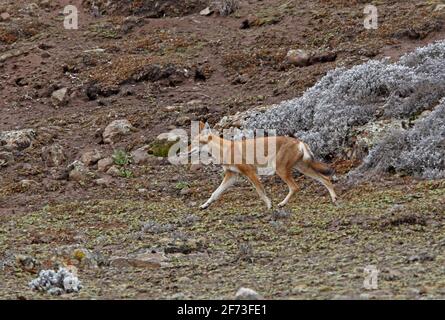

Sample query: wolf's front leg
[200,172,238,210]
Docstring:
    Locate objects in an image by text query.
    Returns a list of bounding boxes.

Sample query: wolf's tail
[298,142,334,177]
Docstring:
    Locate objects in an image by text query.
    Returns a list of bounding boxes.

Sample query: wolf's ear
[204,122,211,131]
[199,121,205,131]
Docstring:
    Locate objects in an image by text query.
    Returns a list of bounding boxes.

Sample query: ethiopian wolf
[184,121,337,210]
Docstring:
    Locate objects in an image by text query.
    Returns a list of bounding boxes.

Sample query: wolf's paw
[199,203,210,210]
[277,201,287,208]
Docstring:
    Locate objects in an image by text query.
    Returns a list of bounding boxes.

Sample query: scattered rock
[0,151,14,167]
[0,12,11,21]
[19,179,39,189]
[435,4,445,12]
[106,165,121,177]
[16,255,40,273]
[141,221,176,234]
[271,209,292,220]
[179,214,200,227]
[235,287,263,300]
[163,237,204,254]
[103,119,135,144]
[42,144,66,167]
[130,146,151,165]
[407,252,435,263]
[95,175,114,186]
[286,49,310,67]
[200,7,213,16]
[97,157,114,172]
[51,87,69,107]
[0,129,36,151]
[179,187,192,195]
[68,160,92,182]
[381,269,402,281]
[176,115,191,126]
[189,164,202,171]
[81,149,102,166]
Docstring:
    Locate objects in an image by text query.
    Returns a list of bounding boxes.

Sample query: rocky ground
[0,0,444,299]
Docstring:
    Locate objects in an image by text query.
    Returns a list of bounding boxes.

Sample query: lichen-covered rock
[103,119,135,144]
[149,132,183,158]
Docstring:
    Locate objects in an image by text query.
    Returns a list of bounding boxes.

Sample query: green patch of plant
[112,150,132,166]
[175,181,190,190]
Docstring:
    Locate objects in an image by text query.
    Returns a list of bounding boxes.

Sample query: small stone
[434,4,445,12]
[68,160,91,182]
[16,254,39,272]
[189,164,202,172]
[199,7,213,16]
[51,87,68,106]
[177,276,191,284]
[286,49,310,67]
[0,151,14,167]
[95,176,113,186]
[235,287,262,300]
[176,116,191,127]
[131,147,150,165]
[19,179,39,189]
[0,12,11,21]
[106,165,121,177]
[97,157,114,172]
[180,187,192,195]
[81,149,102,166]
[42,144,66,167]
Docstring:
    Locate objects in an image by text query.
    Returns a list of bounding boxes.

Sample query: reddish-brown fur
[191,121,337,209]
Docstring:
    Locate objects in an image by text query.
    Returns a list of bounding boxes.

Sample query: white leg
[200,173,238,209]
[278,186,295,207]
